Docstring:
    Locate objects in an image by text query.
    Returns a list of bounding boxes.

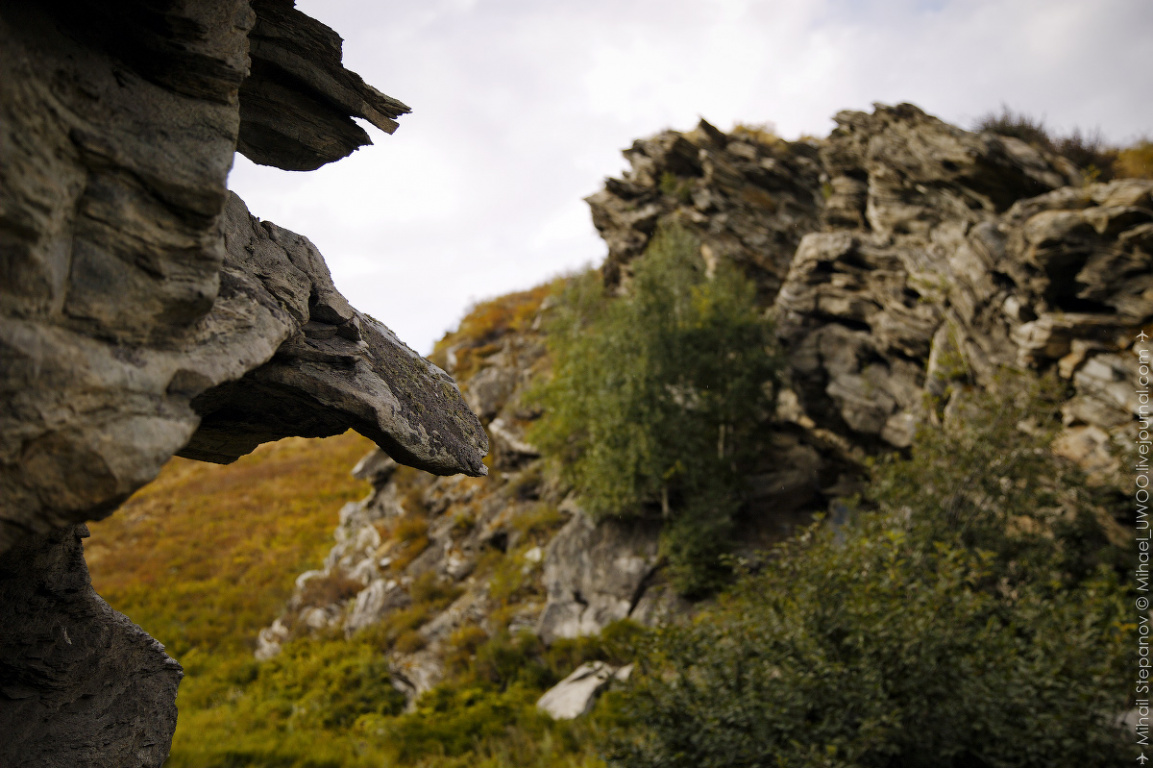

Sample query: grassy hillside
[88,432,375,661]
[86,432,381,762]
[86,426,611,767]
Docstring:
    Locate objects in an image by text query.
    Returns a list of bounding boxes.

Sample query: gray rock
[239,0,411,170]
[0,1,485,557]
[352,449,399,485]
[537,511,661,644]
[255,617,292,661]
[180,194,489,477]
[465,361,520,422]
[488,417,540,459]
[346,578,408,636]
[586,117,825,297]
[536,661,631,720]
[0,526,182,768]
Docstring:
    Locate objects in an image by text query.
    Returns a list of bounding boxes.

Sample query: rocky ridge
[0,2,485,766]
[260,104,1149,707]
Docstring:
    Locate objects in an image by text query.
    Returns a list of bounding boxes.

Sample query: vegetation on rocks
[83,104,1146,768]
[430,283,555,382]
[89,433,615,768]
[601,380,1136,768]
[529,225,779,595]
[87,433,375,663]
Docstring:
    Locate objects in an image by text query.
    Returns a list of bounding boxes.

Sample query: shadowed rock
[238,0,411,170]
[0,525,182,768]
[180,194,488,476]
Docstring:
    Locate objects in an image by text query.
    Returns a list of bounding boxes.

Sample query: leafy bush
[602,380,1135,767]
[530,225,778,595]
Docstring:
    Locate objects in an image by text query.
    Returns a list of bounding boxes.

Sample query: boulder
[536,661,632,720]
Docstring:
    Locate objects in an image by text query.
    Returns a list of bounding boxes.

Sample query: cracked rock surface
[0,1,483,764]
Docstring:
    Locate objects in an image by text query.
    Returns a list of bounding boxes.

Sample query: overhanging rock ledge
[0,2,483,765]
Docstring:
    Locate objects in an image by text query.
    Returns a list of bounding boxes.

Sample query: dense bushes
[603,380,1136,767]
[530,225,778,595]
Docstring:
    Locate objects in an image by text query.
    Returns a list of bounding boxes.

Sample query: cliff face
[259,104,1148,706]
[0,2,485,765]
[589,105,1146,472]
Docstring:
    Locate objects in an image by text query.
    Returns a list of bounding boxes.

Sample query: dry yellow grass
[87,431,374,660]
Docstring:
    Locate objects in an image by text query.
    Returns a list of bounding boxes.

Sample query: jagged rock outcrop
[586,120,825,300]
[264,105,1148,718]
[0,1,482,765]
[0,0,482,558]
[239,0,411,170]
[182,193,487,475]
[589,103,1148,483]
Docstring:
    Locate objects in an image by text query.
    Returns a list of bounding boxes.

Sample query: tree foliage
[529,225,778,594]
[602,379,1136,767]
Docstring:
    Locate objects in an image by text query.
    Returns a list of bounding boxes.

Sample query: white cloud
[227,0,1153,354]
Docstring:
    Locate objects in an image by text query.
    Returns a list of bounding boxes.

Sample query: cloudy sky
[227,0,1153,355]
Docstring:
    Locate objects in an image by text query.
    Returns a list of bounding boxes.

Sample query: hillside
[90,103,1150,767]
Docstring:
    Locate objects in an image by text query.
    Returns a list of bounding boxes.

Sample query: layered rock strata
[588,105,1147,467]
[0,1,483,764]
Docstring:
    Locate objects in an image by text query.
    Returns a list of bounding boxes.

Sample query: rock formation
[587,104,1147,474]
[0,2,485,765]
[260,104,1148,711]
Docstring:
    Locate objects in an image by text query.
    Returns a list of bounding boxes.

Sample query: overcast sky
[227,0,1153,355]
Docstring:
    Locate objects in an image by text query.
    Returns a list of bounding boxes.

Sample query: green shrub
[602,380,1135,767]
[529,225,778,595]
[659,171,694,204]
